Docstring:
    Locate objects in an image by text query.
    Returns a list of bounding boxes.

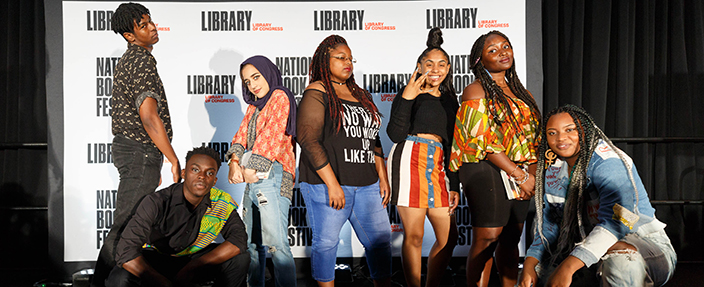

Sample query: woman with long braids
[226,55,297,287]
[450,30,541,287]
[297,35,392,286]
[518,105,676,287]
[386,27,459,287]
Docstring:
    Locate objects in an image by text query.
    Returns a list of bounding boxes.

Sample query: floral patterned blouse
[227,89,296,200]
[449,97,538,172]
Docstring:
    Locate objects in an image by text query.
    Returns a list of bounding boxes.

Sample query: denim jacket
[526,140,666,267]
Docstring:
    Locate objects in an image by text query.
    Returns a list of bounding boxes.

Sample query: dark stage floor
[7,258,703,286]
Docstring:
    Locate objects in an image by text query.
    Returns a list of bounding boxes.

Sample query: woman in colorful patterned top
[518,105,676,287]
[297,35,392,286]
[386,27,459,287]
[450,31,541,287]
[225,55,297,287]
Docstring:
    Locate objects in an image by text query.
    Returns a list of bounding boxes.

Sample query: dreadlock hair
[534,105,640,266]
[186,146,222,171]
[111,2,150,40]
[468,30,541,132]
[416,27,454,94]
[309,34,381,132]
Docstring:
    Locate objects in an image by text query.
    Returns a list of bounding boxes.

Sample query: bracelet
[227,157,239,166]
[515,168,530,185]
[508,165,521,178]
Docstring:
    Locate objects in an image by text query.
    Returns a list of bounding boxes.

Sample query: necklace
[331,80,346,85]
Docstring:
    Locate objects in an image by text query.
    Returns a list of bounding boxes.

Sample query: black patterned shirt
[111,43,173,147]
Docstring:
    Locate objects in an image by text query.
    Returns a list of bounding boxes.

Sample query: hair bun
[426,27,443,48]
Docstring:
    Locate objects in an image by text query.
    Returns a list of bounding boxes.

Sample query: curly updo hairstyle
[415,27,455,94]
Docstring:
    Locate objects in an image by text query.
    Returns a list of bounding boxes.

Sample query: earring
[545,149,557,167]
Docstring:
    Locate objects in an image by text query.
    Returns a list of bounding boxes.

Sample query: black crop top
[297,89,383,187]
[386,87,460,191]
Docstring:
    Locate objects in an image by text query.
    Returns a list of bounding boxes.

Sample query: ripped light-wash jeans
[242,161,296,287]
[536,228,677,287]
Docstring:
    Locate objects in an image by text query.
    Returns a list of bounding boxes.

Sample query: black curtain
[0,0,51,283]
[543,0,704,261]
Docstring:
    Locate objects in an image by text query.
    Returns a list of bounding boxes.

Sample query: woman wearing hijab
[226,55,298,287]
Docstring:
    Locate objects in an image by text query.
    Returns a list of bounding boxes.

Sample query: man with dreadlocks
[297,34,392,286]
[450,30,541,287]
[518,105,676,287]
[93,3,180,286]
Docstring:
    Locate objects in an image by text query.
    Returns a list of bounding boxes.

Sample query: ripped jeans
[242,161,296,287]
[536,229,677,287]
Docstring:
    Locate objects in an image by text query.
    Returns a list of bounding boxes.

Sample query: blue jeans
[535,229,677,287]
[300,181,392,282]
[598,229,677,286]
[93,134,162,287]
[242,162,296,287]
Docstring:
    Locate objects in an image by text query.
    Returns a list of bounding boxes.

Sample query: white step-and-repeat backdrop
[62,0,526,262]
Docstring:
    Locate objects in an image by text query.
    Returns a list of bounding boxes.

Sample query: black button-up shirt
[115,182,247,266]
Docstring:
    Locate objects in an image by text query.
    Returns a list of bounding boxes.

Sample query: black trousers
[105,244,250,287]
[93,135,163,287]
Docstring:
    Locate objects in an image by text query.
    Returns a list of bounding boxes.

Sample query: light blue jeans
[536,228,677,287]
[300,181,392,282]
[242,162,296,287]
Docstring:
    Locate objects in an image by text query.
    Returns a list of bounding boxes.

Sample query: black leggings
[459,160,530,227]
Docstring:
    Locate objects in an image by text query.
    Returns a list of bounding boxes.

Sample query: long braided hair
[309,35,380,132]
[111,3,150,38]
[416,27,454,94]
[534,105,640,266]
[468,30,540,132]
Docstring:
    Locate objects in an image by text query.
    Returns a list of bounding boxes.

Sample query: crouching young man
[106,147,249,287]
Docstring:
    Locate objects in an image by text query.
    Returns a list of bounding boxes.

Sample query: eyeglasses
[330,55,357,64]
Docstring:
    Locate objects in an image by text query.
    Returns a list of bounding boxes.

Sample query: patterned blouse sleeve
[246,90,291,172]
[225,105,255,162]
[449,99,504,171]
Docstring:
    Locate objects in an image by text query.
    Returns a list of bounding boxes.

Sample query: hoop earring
[545,149,557,168]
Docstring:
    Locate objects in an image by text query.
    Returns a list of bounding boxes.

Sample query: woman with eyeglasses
[297,34,392,287]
